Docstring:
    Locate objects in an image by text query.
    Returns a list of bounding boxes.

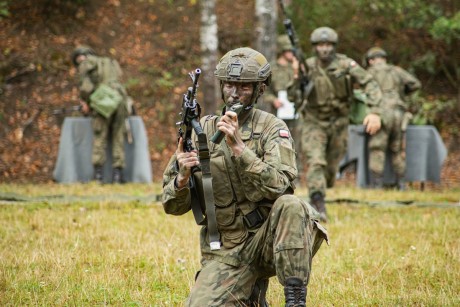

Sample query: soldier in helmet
[162,47,328,307]
[71,45,130,183]
[299,27,383,222]
[261,35,300,117]
[365,47,421,189]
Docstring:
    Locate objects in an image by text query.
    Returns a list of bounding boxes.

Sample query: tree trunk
[200,0,219,115]
[255,0,278,63]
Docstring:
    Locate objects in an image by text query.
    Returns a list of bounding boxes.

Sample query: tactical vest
[195,109,290,249]
[368,63,403,108]
[305,54,353,119]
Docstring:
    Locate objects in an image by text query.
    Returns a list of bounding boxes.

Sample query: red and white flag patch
[279,129,290,138]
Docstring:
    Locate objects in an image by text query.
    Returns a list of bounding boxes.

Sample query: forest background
[0,0,459,187]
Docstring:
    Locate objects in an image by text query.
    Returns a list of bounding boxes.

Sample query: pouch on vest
[89,84,123,118]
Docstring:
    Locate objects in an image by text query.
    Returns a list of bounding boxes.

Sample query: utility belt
[242,201,273,229]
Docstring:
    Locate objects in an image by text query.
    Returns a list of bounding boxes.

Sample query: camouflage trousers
[186,195,328,306]
[300,116,349,197]
[369,109,405,176]
[91,102,128,168]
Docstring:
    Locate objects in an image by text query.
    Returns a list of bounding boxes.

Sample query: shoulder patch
[279,129,290,138]
[350,60,357,68]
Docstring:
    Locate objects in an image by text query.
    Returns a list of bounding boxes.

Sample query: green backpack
[89,57,123,118]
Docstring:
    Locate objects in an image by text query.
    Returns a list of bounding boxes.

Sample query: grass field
[0,183,459,306]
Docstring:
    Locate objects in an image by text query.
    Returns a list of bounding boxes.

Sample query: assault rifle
[52,105,83,115]
[176,68,221,251]
[177,68,204,152]
[278,0,313,113]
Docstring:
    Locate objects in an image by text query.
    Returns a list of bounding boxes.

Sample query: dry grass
[0,183,459,306]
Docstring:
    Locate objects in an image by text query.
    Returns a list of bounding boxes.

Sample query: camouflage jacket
[304,53,382,122]
[260,61,300,115]
[367,62,421,110]
[77,55,127,103]
[162,108,297,265]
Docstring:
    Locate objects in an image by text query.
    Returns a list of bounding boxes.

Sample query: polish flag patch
[350,60,357,67]
[279,129,290,138]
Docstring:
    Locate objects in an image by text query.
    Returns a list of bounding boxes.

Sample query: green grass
[0,183,459,306]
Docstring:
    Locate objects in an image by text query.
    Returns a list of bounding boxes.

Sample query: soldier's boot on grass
[369,171,384,189]
[284,276,306,307]
[94,165,103,183]
[112,167,123,184]
[311,192,328,223]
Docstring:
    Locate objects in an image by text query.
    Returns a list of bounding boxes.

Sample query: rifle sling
[196,133,221,250]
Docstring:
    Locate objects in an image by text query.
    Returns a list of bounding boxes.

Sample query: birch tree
[200,0,219,115]
[255,0,278,63]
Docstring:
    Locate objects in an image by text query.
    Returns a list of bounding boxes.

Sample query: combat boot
[94,165,103,183]
[369,171,383,189]
[112,167,123,184]
[284,277,306,307]
[311,192,328,223]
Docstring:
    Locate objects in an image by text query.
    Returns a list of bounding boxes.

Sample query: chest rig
[306,54,352,118]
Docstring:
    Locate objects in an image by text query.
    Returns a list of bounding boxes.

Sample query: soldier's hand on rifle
[292,57,300,79]
[216,110,246,157]
[175,137,199,189]
[80,100,90,115]
[363,113,382,135]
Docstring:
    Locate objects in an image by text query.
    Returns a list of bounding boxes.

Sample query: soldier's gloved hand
[363,113,381,135]
[175,137,199,189]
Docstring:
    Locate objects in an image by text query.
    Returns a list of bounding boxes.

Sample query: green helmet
[310,27,338,44]
[366,47,387,60]
[277,35,292,52]
[71,45,96,66]
[214,47,271,84]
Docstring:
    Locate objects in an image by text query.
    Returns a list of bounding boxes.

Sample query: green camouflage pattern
[77,54,128,168]
[261,60,300,116]
[162,108,328,305]
[367,62,421,176]
[300,54,383,197]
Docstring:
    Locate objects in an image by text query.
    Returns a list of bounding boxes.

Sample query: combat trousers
[186,195,328,306]
[369,109,405,176]
[91,102,128,168]
[300,116,348,197]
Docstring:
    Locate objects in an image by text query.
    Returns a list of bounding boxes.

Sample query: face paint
[315,42,335,62]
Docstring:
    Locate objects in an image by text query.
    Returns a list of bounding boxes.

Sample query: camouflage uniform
[76,53,129,170]
[366,48,421,182]
[162,47,328,306]
[300,28,382,203]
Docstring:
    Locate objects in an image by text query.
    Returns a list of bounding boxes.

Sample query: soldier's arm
[161,153,192,215]
[232,119,297,200]
[349,59,383,115]
[77,56,98,101]
[395,66,421,95]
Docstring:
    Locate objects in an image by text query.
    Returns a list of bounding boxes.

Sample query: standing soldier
[299,27,383,222]
[365,47,421,189]
[71,46,129,183]
[261,34,300,120]
[162,47,328,306]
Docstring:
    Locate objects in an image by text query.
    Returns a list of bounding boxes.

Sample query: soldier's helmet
[71,45,96,66]
[277,35,293,53]
[366,47,387,60]
[215,47,271,85]
[310,27,338,44]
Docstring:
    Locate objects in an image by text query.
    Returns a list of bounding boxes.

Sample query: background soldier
[162,47,328,306]
[261,34,300,119]
[365,47,422,189]
[299,27,383,222]
[71,46,129,183]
